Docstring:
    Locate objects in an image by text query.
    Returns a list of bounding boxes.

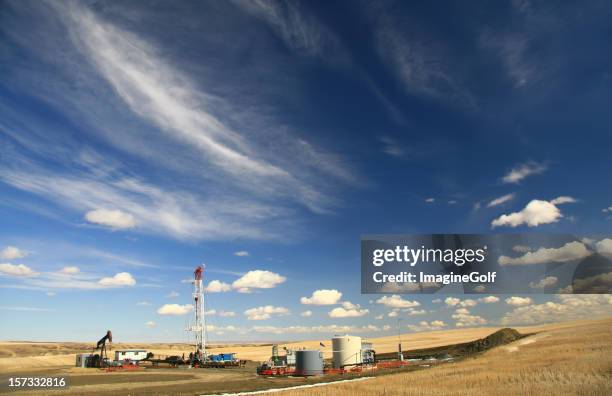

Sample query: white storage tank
[332,335,362,368]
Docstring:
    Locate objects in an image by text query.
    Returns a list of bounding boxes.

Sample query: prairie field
[286,318,612,396]
[0,318,610,395]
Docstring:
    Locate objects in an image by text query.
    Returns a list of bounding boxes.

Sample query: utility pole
[397,317,403,361]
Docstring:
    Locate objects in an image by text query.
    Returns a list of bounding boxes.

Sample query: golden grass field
[286,318,612,396]
[0,317,610,395]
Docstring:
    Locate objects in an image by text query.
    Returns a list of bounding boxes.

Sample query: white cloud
[602,206,612,213]
[375,314,384,320]
[501,295,612,325]
[501,162,546,184]
[550,196,577,205]
[0,263,38,277]
[60,266,80,274]
[205,309,217,316]
[505,296,532,307]
[219,310,236,317]
[46,291,56,297]
[232,270,286,293]
[479,296,500,304]
[157,304,193,316]
[473,285,486,292]
[388,310,399,318]
[512,245,531,253]
[0,246,27,260]
[300,310,312,317]
[404,308,426,316]
[136,301,151,306]
[406,320,447,332]
[452,308,487,327]
[425,198,435,203]
[328,306,369,318]
[487,193,515,208]
[98,272,135,287]
[432,298,442,304]
[529,276,558,289]
[250,324,383,335]
[145,321,156,328]
[445,297,461,307]
[234,251,249,257]
[448,200,457,205]
[560,272,612,294]
[300,289,342,305]
[341,301,357,310]
[166,291,179,298]
[492,197,576,228]
[376,295,421,309]
[445,297,477,307]
[498,241,591,266]
[244,305,289,320]
[205,280,231,293]
[85,208,136,229]
[595,238,612,259]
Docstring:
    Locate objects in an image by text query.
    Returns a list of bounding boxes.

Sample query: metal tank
[332,335,362,368]
[295,350,323,376]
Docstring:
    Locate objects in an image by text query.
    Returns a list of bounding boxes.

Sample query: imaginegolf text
[372,271,497,285]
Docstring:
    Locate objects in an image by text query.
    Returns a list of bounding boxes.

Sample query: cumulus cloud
[0,263,38,277]
[505,296,532,306]
[501,162,546,184]
[388,310,399,317]
[445,297,477,307]
[300,310,312,317]
[234,251,249,257]
[0,246,27,260]
[406,320,447,332]
[145,321,156,328]
[157,304,193,315]
[328,305,369,318]
[595,238,612,258]
[491,196,576,228]
[205,280,232,293]
[136,301,151,306]
[85,208,136,229]
[244,305,289,320]
[300,289,342,305]
[501,295,612,325]
[404,308,426,316]
[512,245,531,253]
[602,206,612,213]
[425,198,435,203]
[60,266,80,274]
[452,308,487,327]
[498,241,591,266]
[479,296,500,304]
[487,193,515,208]
[529,276,558,289]
[232,270,286,293]
[376,295,420,309]
[166,291,179,298]
[98,272,136,287]
[560,272,612,294]
[250,324,383,335]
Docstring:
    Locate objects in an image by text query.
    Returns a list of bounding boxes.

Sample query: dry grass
[286,318,612,396]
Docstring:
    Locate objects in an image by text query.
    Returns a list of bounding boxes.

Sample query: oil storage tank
[295,350,323,376]
[332,335,362,368]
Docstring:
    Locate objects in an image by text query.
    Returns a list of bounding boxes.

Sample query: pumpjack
[91,330,112,368]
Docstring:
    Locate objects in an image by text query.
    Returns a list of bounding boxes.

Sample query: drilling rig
[187,265,206,365]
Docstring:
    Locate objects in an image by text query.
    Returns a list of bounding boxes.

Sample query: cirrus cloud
[85,208,136,229]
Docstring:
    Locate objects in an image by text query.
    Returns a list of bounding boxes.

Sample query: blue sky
[1,0,611,342]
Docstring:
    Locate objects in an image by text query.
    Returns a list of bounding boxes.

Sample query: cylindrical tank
[295,350,323,376]
[332,335,362,368]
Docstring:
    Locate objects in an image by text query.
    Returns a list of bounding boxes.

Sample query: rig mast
[188,265,206,357]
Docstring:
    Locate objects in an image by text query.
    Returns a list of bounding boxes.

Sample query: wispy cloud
[0,1,356,241]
